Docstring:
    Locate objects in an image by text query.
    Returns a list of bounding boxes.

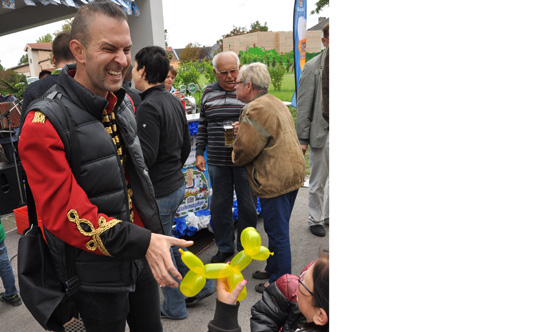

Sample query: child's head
[297,253,329,329]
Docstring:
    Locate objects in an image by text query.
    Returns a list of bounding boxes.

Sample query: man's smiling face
[78,14,132,97]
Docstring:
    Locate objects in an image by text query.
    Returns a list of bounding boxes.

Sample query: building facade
[223,30,322,54]
[24,43,55,77]
[222,17,328,55]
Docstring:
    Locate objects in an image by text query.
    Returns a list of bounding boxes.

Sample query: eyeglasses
[217,69,238,76]
[298,270,314,297]
[235,81,244,85]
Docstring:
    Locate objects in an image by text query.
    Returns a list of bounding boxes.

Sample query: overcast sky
[0,0,330,69]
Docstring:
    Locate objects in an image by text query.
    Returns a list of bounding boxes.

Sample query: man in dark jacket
[133,45,216,319]
[18,2,192,331]
[21,31,74,114]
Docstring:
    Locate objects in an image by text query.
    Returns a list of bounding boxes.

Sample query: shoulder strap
[24,91,79,295]
[51,93,81,183]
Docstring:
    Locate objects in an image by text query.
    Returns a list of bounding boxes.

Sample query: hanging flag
[61,0,76,7]
[131,2,140,17]
[12,0,137,17]
[291,0,307,107]
[2,0,15,9]
[120,0,132,15]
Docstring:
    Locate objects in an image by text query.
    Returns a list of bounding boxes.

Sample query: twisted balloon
[179,227,273,301]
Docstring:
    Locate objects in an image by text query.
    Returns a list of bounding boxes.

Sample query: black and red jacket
[19,64,162,293]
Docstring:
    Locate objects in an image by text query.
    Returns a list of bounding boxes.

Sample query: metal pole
[5,100,25,205]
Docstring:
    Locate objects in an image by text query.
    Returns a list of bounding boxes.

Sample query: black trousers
[76,259,162,332]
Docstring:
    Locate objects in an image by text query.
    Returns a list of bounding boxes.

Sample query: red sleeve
[19,111,150,257]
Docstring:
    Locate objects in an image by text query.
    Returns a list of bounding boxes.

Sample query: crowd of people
[1,0,330,331]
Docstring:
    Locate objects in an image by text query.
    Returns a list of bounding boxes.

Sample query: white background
[331,1,551,331]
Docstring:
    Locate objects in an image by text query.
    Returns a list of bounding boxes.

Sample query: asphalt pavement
[0,186,329,332]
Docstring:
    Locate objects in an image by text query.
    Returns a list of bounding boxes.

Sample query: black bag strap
[25,92,80,297]
[25,183,38,227]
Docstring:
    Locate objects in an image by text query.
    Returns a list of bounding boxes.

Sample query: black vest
[22,65,162,292]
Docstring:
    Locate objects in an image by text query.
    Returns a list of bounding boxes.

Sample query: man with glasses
[196,51,257,264]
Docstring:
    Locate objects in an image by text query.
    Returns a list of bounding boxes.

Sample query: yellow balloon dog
[179,227,273,301]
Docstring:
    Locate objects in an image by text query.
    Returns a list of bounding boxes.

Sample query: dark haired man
[38,70,51,79]
[21,31,74,114]
[18,1,190,331]
[133,45,216,320]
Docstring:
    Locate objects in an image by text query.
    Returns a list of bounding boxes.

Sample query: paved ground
[0,186,329,331]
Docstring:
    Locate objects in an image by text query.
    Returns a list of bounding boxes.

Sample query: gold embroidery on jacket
[32,111,46,123]
[101,105,134,223]
[67,209,121,256]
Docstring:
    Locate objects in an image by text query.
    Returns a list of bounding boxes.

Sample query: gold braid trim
[67,209,122,257]
[32,111,46,123]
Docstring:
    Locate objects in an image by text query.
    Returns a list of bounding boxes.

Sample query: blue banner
[292,0,307,107]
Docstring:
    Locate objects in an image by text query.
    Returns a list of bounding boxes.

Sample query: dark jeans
[260,190,298,284]
[208,165,257,253]
[157,185,215,319]
[76,259,162,332]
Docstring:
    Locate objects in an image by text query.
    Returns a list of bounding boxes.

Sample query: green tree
[286,58,294,72]
[175,62,202,90]
[249,21,268,33]
[311,0,329,14]
[32,19,72,47]
[0,70,27,100]
[202,61,216,84]
[36,33,53,43]
[267,64,286,91]
[54,19,73,36]
[18,54,29,65]
[179,43,202,63]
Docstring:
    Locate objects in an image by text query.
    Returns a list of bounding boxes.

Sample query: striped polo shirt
[196,82,246,166]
